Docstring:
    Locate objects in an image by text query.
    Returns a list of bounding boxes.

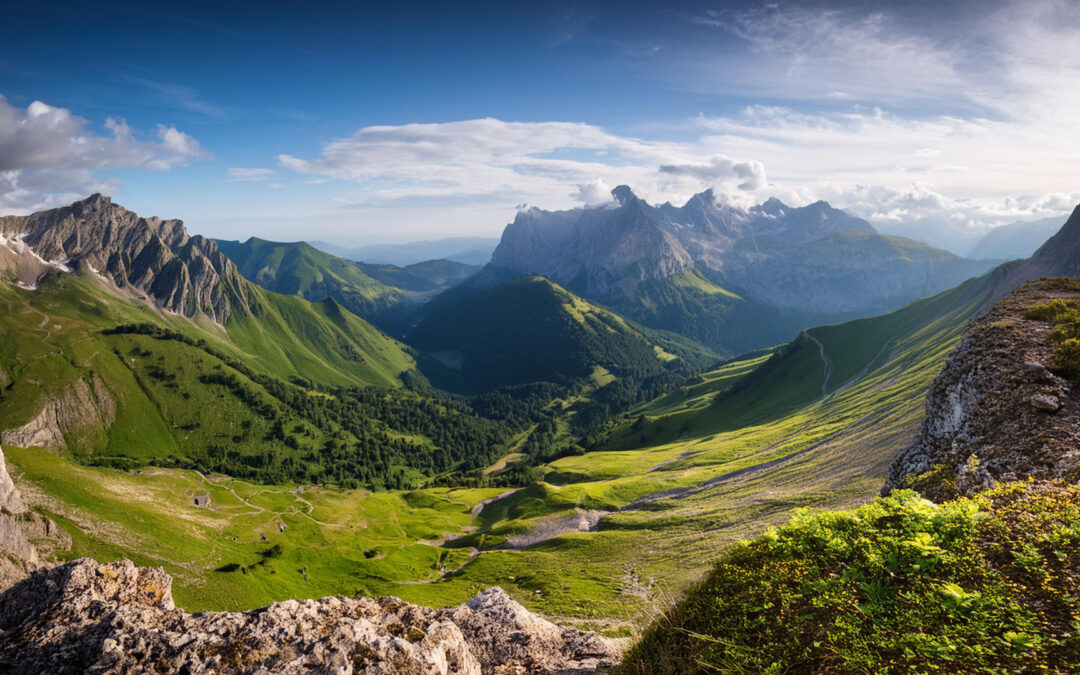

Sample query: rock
[0,376,115,451]
[0,447,26,515]
[0,558,627,674]
[444,587,623,674]
[883,279,1080,501]
[1023,361,1052,381]
[1029,393,1061,412]
[0,194,248,323]
[0,447,69,591]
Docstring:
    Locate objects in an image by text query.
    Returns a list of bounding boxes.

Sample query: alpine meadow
[2,1,1080,673]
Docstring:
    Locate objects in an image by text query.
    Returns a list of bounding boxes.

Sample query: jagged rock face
[492,190,693,298]
[882,280,1080,501]
[489,186,991,313]
[0,558,627,674]
[0,449,26,517]
[720,232,993,313]
[0,194,245,322]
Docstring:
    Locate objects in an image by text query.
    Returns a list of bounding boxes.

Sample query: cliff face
[882,279,1080,501]
[0,447,72,590]
[0,194,246,322]
[491,190,694,298]
[0,558,626,674]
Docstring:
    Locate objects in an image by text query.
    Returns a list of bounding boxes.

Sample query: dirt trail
[805,333,832,397]
[193,471,265,514]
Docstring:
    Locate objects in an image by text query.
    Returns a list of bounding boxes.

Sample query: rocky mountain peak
[0,195,246,323]
[611,184,639,205]
[758,196,787,216]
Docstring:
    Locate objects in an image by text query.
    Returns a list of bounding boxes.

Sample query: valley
[0,193,1075,672]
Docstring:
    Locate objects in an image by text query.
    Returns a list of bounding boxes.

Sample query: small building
[193,494,209,507]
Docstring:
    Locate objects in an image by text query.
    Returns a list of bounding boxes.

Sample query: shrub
[618,481,1080,674]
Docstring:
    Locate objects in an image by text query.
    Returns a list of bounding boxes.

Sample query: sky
[1,0,1079,254]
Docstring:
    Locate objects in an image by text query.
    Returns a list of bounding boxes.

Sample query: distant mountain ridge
[311,236,499,267]
[483,186,996,352]
[214,236,478,334]
[966,216,1063,261]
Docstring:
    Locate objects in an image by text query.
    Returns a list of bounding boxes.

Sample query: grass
[1023,278,1080,378]
[1,264,1000,632]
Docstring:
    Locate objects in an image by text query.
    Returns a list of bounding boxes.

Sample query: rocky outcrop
[882,279,1080,501]
[0,376,115,451]
[0,447,71,590]
[492,188,694,299]
[0,558,626,674]
[0,194,247,322]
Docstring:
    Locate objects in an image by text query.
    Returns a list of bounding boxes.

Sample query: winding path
[805,333,832,397]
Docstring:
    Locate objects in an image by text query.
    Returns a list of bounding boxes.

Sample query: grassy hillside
[604,268,805,356]
[407,275,716,392]
[216,237,479,336]
[0,268,522,487]
[216,237,416,334]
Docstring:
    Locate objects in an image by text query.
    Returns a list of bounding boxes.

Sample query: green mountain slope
[215,237,462,335]
[620,277,1080,674]
[608,268,805,356]
[406,276,716,392]
[0,266,521,488]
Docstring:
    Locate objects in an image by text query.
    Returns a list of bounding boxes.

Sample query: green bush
[1026,299,1080,379]
[618,481,1080,674]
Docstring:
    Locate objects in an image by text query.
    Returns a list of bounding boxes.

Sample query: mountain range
[474,186,995,354]
[966,215,1065,260]
[1,192,1079,673]
[214,236,477,335]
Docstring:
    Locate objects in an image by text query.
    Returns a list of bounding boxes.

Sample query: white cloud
[573,179,616,207]
[658,155,766,191]
[0,95,208,213]
[228,167,278,182]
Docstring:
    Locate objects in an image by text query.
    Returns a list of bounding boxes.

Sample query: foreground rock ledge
[0,558,626,674]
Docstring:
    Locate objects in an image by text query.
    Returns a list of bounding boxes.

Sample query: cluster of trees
[107,323,514,488]
[103,320,714,491]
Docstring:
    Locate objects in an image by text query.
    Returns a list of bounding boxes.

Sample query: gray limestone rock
[0,558,627,674]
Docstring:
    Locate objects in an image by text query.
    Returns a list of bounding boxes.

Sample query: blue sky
[2,0,1078,253]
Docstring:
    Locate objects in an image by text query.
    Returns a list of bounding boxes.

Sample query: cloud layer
[0,96,206,212]
[267,1,1080,251]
